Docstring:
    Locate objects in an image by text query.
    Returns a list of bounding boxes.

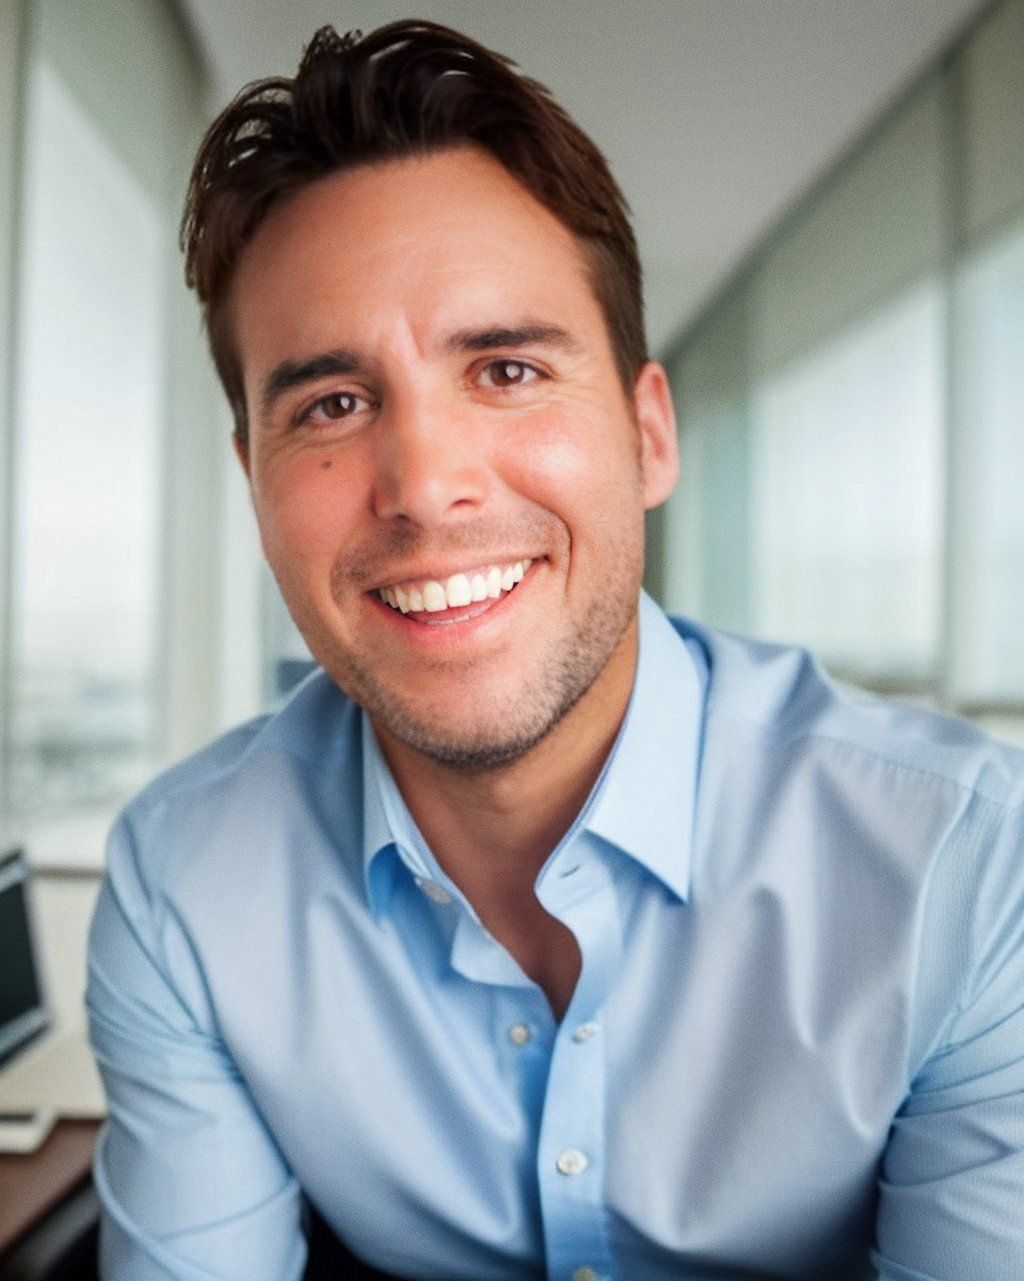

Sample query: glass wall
[0,0,220,870]
[10,60,164,829]
[952,223,1024,704]
[751,280,945,683]
[660,0,1024,738]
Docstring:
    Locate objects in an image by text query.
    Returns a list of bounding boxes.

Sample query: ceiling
[179,0,986,356]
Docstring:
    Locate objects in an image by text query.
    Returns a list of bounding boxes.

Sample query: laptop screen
[0,851,49,1068]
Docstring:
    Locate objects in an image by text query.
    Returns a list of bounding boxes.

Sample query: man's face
[230,146,677,769]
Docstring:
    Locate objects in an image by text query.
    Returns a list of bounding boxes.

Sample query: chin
[320,575,641,771]
[369,689,572,773]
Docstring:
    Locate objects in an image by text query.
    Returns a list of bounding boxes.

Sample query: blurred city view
[11,665,155,821]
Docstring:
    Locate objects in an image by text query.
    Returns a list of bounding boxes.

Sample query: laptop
[0,848,106,1136]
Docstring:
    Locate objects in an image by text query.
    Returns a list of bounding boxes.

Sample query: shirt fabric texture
[87,592,1024,1281]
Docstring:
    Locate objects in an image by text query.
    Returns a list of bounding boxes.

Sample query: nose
[371,390,492,529]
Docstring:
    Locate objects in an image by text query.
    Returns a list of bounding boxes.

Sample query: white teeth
[378,558,534,613]
[445,573,472,608]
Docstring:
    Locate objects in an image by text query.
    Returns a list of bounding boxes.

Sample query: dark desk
[0,1121,100,1279]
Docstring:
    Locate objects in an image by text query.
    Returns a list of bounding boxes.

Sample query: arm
[87,814,306,1281]
[873,804,1024,1279]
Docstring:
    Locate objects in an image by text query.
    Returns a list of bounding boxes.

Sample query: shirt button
[572,1021,598,1043]
[572,1269,601,1281]
[556,1147,589,1176]
[416,879,452,905]
[508,1022,532,1047]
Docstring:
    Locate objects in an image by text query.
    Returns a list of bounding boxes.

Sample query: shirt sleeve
[873,800,1024,1280]
[86,811,307,1281]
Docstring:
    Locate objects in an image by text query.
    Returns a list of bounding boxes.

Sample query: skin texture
[230,146,679,1016]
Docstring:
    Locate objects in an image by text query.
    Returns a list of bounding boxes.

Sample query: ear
[632,361,679,510]
[232,429,251,482]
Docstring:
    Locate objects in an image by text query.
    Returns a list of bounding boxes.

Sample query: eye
[305,391,368,421]
[477,359,542,389]
[299,390,373,426]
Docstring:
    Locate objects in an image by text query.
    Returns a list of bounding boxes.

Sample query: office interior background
[0,0,1021,1038]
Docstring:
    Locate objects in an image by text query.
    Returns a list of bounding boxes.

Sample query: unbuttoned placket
[533,840,622,1281]
[405,827,623,1281]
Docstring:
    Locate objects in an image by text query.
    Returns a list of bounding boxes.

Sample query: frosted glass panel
[752,79,944,377]
[662,293,751,629]
[751,284,944,677]
[10,62,163,823]
[951,221,1024,701]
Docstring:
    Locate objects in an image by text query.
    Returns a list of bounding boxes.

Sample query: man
[87,20,1024,1281]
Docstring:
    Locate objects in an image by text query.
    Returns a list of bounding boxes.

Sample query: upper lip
[367,555,542,593]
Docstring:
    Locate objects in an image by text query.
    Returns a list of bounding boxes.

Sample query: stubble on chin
[344,596,635,772]
[332,540,642,774]
[282,484,647,771]
[351,607,633,768]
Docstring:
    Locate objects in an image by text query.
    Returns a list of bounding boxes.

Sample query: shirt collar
[581,591,703,903]
[361,590,704,914]
[362,716,423,919]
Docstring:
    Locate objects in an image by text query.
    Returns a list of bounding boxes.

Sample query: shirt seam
[707,702,1024,816]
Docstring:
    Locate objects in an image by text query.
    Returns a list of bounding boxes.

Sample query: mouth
[373,557,536,625]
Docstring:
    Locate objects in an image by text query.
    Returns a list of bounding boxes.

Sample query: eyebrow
[442,322,581,355]
[260,349,360,418]
[259,323,581,419]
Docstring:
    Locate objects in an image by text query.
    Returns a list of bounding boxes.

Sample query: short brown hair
[182,21,647,439]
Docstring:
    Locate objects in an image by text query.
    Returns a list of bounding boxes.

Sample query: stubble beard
[284,500,646,773]
[343,581,639,772]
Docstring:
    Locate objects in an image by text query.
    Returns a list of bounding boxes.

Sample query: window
[950,222,1024,705]
[0,0,222,872]
[751,284,945,681]
[660,0,1024,744]
[9,62,163,849]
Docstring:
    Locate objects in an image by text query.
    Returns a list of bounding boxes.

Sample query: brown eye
[480,359,539,389]
[319,393,360,418]
[300,390,373,427]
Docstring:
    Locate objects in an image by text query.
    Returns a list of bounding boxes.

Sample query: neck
[372,615,638,901]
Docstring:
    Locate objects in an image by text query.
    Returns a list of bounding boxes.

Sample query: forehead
[228,146,606,372]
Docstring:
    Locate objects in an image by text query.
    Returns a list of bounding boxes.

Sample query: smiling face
[230,146,678,770]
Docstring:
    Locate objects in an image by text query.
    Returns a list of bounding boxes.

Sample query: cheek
[252,453,367,571]
[495,410,642,521]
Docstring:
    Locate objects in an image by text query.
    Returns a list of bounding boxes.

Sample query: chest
[476,895,583,1020]
[195,872,914,1280]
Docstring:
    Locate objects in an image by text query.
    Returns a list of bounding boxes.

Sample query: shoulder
[670,612,1024,812]
[108,668,362,899]
[667,613,1024,1064]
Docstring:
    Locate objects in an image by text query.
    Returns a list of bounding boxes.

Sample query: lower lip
[367,563,542,646]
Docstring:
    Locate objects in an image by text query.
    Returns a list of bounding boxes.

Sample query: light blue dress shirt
[87,593,1024,1281]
